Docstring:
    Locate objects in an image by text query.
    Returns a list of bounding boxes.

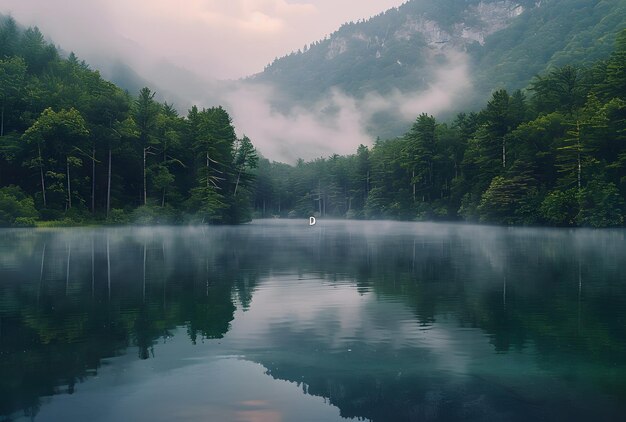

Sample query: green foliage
[185,186,226,224]
[0,56,27,135]
[540,189,579,226]
[476,0,626,93]
[106,208,129,225]
[530,66,589,115]
[13,216,36,227]
[1,17,625,228]
[458,193,479,222]
[0,18,258,225]
[478,176,518,224]
[63,206,91,224]
[253,29,626,228]
[0,185,38,227]
[402,113,437,202]
[602,17,626,97]
[577,178,624,227]
[24,107,90,142]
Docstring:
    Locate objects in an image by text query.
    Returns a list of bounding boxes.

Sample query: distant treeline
[1,15,625,227]
[0,16,258,227]
[255,29,626,227]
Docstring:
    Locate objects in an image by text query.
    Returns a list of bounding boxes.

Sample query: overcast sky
[1,0,406,79]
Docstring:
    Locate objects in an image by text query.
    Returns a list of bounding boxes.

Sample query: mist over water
[1,221,626,421]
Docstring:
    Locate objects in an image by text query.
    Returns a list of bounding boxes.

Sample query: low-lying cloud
[222,83,371,161]
[361,51,473,121]
[219,51,473,162]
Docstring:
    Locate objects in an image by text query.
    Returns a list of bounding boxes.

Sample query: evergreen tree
[402,113,437,202]
[134,87,160,205]
[0,57,26,136]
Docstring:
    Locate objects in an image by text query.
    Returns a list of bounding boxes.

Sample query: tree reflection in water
[0,222,625,421]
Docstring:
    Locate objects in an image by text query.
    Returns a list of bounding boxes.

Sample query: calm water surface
[1,220,626,421]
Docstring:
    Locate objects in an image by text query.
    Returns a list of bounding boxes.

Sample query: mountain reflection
[1,221,626,421]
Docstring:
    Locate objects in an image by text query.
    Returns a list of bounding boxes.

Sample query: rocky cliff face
[323,1,531,61]
[252,0,542,121]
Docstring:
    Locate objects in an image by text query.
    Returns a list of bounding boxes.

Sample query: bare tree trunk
[107,147,112,218]
[318,180,322,215]
[1,104,4,137]
[66,157,72,209]
[206,151,210,188]
[502,138,506,168]
[38,144,47,207]
[412,170,416,202]
[234,168,242,196]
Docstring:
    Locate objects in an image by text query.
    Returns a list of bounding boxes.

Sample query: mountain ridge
[251,0,625,131]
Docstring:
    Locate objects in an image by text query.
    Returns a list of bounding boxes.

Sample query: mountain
[253,0,528,100]
[474,0,626,91]
[252,0,626,134]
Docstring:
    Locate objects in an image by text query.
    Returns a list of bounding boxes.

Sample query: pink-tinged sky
[1,0,406,79]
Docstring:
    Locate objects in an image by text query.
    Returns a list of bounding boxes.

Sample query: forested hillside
[254,0,626,136]
[0,16,259,227]
[253,29,626,227]
[254,0,531,100]
[474,0,626,92]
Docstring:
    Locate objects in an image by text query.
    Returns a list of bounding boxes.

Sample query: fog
[110,52,472,163]
[0,0,474,163]
[221,51,472,161]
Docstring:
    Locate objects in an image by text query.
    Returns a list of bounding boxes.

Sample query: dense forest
[254,29,626,228]
[1,15,625,228]
[0,16,259,227]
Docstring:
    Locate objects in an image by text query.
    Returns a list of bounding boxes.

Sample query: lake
[1,220,625,421]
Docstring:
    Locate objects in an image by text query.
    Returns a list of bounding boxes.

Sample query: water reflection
[1,221,626,421]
